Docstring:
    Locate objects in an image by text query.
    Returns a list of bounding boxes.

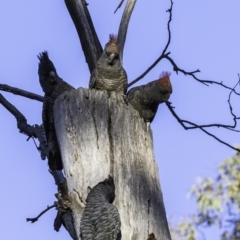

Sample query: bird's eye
[49,71,55,78]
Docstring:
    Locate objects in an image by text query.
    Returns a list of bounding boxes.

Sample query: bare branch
[114,0,125,13]
[26,204,55,223]
[0,85,73,235]
[128,0,240,98]
[161,75,240,152]
[0,83,44,102]
[165,98,240,152]
[161,0,173,58]
[0,93,33,135]
[167,79,239,131]
[0,93,48,159]
[117,0,137,63]
[164,55,240,95]
[128,0,173,87]
[128,53,170,88]
[64,0,103,72]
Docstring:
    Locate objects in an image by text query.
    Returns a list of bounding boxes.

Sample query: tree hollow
[54,88,171,240]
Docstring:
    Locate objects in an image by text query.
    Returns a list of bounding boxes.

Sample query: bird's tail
[37,51,57,77]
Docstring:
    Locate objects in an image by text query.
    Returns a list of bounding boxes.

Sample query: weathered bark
[117,0,137,63]
[64,0,103,72]
[54,88,171,240]
[64,0,137,70]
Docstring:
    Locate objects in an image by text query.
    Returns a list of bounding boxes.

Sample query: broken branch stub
[54,88,171,239]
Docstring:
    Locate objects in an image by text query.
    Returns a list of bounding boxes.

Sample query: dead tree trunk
[54,88,171,240]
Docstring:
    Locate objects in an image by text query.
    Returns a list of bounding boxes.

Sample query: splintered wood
[54,88,171,240]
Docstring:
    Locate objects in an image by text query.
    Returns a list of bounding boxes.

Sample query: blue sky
[0,1,240,239]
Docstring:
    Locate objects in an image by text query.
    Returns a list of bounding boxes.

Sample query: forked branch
[0,93,34,135]
[64,0,103,72]
[128,0,173,87]
[128,0,240,97]
[164,55,240,95]
[26,204,55,223]
[0,92,73,236]
[165,78,240,152]
[0,93,48,159]
[65,0,137,68]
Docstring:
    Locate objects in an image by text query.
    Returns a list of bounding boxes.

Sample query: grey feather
[38,51,75,170]
[80,176,121,240]
[127,75,172,123]
[89,36,127,94]
[54,209,77,240]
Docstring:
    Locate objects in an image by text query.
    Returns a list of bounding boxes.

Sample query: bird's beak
[108,53,116,65]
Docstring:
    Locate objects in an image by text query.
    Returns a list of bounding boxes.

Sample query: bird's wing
[62,210,77,240]
[42,96,50,139]
[80,205,95,240]
[59,78,75,92]
[93,203,121,240]
[54,211,62,232]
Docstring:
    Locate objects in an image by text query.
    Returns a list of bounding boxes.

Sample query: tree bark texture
[64,0,103,73]
[117,0,137,63]
[54,88,171,240]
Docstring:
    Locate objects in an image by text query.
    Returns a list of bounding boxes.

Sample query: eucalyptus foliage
[170,149,240,240]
